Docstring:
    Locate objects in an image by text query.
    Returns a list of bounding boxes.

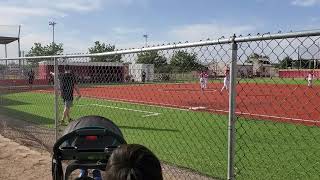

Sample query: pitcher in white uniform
[199,71,206,91]
[307,72,314,87]
[221,69,230,93]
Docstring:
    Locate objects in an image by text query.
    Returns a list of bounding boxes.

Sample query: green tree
[26,43,63,65]
[287,58,318,69]
[136,51,170,73]
[170,51,203,72]
[88,41,121,62]
[0,64,6,70]
[301,59,317,69]
[27,43,63,56]
[279,56,293,69]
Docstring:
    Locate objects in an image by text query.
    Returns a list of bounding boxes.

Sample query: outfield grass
[236,77,320,85]
[81,77,319,88]
[0,92,319,179]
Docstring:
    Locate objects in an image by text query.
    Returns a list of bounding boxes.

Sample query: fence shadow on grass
[0,106,53,126]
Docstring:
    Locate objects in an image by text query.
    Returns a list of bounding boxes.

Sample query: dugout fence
[1,30,320,180]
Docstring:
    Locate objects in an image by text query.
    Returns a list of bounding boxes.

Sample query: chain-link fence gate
[0,30,320,179]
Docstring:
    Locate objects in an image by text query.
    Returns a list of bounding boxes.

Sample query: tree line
[245,53,319,69]
[25,41,204,73]
[277,56,319,69]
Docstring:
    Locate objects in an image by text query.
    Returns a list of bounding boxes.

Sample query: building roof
[0,36,19,45]
[38,61,124,67]
[237,63,253,66]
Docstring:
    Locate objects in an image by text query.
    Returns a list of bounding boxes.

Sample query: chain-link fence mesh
[0,30,320,179]
[235,34,320,180]
[0,58,55,152]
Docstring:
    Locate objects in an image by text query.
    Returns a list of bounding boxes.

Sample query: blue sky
[1,0,320,57]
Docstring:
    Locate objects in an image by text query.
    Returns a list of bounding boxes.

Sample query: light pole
[143,34,148,47]
[49,21,56,44]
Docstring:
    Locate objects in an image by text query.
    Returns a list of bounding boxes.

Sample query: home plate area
[189,106,207,110]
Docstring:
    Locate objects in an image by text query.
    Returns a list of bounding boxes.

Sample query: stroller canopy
[61,115,125,149]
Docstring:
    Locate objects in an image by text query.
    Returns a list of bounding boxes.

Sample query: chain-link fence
[0,30,320,179]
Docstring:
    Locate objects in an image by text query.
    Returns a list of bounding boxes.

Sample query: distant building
[38,61,124,83]
[203,61,219,77]
[249,56,273,77]
[208,55,278,78]
[38,61,154,83]
[128,63,154,82]
[237,63,253,78]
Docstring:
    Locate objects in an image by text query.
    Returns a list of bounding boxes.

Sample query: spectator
[50,65,81,125]
[141,71,146,83]
[27,69,35,87]
[48,73,54,85]
[105,144,163,180]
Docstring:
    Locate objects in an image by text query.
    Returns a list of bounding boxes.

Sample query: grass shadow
[0,106,53,126]
[0,97,31,106]
[119,125,179,132]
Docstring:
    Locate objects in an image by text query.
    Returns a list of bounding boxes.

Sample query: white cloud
[0,6,64,26]
[169,23,256,42]
[54,0,103,12]
[112,27,145,35]
[15,0,103,12]
[0,6,64,17]
[0,1,257,59]
[291,0,320,6]
[22,33,51,47]
[0,0,103,25]
[0,0,107,58]
[0,31,51,58]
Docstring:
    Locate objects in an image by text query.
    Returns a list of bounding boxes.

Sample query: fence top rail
[1,29,320,61]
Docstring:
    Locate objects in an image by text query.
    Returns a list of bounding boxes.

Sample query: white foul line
[34,90,190,111]
[81,95,190,111]
[77,104,160,117]
[208,108,318,123]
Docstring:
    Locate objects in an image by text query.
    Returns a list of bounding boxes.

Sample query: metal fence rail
[0,30,320,180]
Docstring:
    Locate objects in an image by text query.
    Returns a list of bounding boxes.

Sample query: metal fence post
[228,35,238,180]
[54,57,59,140]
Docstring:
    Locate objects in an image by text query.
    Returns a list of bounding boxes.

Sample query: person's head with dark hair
[105,144,163,180]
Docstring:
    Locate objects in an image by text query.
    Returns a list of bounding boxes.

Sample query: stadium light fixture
[49,21,57,44]
[143,34,148,47]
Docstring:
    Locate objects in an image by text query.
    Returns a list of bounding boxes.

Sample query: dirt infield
[76,83,320,126]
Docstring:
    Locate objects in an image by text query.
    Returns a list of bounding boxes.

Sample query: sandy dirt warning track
[0,133,215,180]
[0,134,51,180]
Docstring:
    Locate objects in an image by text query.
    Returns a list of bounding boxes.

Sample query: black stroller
[52,116,127,180]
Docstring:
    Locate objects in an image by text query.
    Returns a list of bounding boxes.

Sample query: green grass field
[236,77,320,85]
[217,77,319,85]
[82,77,319,88]
[0,92,319,179]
